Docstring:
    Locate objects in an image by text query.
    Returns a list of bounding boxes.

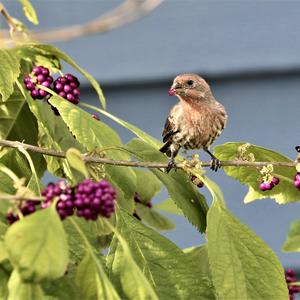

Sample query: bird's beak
[168,83,182,96]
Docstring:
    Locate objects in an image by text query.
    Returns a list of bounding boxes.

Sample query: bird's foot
[166,159,177,173]
[210,158,221,172]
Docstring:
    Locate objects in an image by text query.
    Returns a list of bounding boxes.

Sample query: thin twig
[0,139,297,170]
[0,3,16,31]
[1,0,164,44]
[0,194,44,201]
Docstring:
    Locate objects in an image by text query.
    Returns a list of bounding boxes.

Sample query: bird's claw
[210,158,221,172]
[166,159,177,173]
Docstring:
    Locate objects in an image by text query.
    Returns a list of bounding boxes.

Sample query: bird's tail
[159,142,171,157]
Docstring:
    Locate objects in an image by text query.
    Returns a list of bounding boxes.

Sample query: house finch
[160,73,227,172]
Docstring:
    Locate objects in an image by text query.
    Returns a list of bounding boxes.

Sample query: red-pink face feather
[168,73,212,103]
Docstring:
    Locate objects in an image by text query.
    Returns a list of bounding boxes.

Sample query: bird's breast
[171,102,227,149]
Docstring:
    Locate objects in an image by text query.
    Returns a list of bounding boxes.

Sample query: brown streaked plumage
[160,73,227,171]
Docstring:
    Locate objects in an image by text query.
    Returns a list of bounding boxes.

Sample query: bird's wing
[162,116,178,143]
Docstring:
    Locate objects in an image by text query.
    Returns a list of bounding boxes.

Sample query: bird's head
[169,73,211,102]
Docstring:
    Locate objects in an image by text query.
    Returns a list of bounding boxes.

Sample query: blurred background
[2,0,300,268]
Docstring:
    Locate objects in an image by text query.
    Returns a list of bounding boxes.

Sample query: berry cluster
[6,179,116,224]
[6,200,41,224]
[294,173,300,189]
[24,66,81,115]
[285,269,300,300]
[53,74,80,104]
[41,181,74,220]
[74,179,116,220]
[259,176,280,191]
[24,66,53,100]
[191,175,204,188]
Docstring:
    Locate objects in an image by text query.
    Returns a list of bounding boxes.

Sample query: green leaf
[18,80,83,180]
[49,96,136,202]
[0,49,20,101]
[0,89,46,191]
[282,219,300,252]
[66,148,89,179]
[27,44,106,108]
[18,0,39,25]
[42,276,80,300]
[214,142,298,204]
[183,245,216,300]
[126,138,208,232]
[76,252,120,300]
[134,169,161,203]
[135,203,175,231]
[0,263,10,299]
[7,270,45,300]
[81,102,160,148]
[4,204,68,283]
[107,218,159,300]
[0,240,8,263]
[107,209,212,299]
[207,200,288,300]
[64,217,106,264]
[154,198,183,215]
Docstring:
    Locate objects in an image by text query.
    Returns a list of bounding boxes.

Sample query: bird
[159,73,227,172]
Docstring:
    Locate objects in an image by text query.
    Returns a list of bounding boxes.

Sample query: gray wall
[3,0,300,267]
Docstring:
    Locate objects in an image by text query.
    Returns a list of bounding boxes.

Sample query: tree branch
[1,0,164,44]
[0,139,297,170]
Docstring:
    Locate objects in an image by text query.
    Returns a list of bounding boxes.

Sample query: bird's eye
[187,80,194,86]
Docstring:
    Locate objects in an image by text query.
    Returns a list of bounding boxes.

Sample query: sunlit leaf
[214,142,299,204]
[0,49,20,101]
[4,205,68,282]
[18,0,39,25]
[135,203,175,231]
[207,200,288,300]
[282,219,300,252]
[7,270,45,300]
[108,209,212,299]
[126,138,208,232]
[76,251,121,300]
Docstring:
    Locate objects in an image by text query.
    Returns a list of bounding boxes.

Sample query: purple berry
[41,68,49,76]
[294,180,300,188]
[31,89,39,98]
[70,82,78,89]
[63,85,72,93]
[32,66,41,75]
[55,82,63,91]
[191,175,204,188]
[59,91,66,98]
[286,269,296,277]
[272,176,280,185]
[42,81,51,88]
[66,93,75,102]
[24,75,31,84]
[39,90,47,98]
[26,82,35,91]
[92,114,100,121]
[295,173,300,182]
[37,74,45,83]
